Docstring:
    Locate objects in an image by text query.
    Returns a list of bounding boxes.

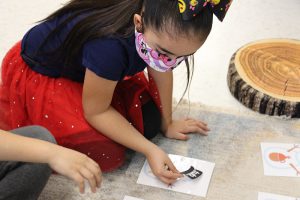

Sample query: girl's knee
[30,126,57,144]
[11,126,57,144]
[23,163,52,189]
[35,163,52,178]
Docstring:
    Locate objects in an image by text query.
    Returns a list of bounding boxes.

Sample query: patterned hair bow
[178,0,233,21]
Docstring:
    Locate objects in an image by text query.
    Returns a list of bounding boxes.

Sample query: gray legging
[0,126,56,200]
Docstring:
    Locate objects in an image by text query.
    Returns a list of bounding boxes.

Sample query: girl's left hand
[164,118,210,140]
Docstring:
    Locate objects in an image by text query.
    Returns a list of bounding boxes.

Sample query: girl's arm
[82,69,155,155]
[0,129,56,162]
[82,69,182,184]
[146,67,173,133]
[0,129,101,193]
[147,67,210,140]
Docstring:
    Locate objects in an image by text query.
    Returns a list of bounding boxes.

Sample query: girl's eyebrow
[157,44,196,57]
[156,44,175,56]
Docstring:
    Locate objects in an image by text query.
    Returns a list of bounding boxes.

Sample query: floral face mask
[135,30,186,72]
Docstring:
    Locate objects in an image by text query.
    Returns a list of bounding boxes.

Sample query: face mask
[135,30,186,72]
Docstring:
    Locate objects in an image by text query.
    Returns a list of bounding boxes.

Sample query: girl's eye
[156,49,168,57]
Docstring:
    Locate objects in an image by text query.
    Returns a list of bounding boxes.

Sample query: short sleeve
[82,38,128,81]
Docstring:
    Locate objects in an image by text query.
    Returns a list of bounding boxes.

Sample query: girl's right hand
[47,146,102,194]
[145,146,183,185]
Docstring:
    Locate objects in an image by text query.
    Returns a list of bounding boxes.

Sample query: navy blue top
[21,13,147,82]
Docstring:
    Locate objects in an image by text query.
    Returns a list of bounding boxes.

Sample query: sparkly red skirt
[0,42,161,171]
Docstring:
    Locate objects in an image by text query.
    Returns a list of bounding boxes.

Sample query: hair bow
[178,0,233,21]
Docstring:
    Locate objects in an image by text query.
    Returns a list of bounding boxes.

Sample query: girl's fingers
[184,125,208,135]
[158,160,183,184]
[158,176,177,185]
[86,162,102,188]
[185,118,207,126]
[196,121,210,131]
[165,158,182,175]
[188,121,210,132]
[79,168,97,193]
[161,169,183,180]
[182,119,210,135]
[195,126,208,135]
[172,132,189,140]
[90,159,101,169]
[191,120,209,131]
[72,172,85,194]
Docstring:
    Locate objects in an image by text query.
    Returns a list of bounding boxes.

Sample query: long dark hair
[39,0,213,97]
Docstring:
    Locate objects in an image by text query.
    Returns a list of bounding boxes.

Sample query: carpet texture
[39,105,300,200]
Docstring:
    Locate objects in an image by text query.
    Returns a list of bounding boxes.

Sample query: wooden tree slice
[227,39,300,118]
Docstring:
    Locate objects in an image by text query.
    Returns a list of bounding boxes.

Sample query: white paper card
[123,196,144,200]
[137,154,215,197]
[261,143,300,177]
[258,192,298,200]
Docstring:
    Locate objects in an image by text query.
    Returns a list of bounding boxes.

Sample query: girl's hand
[145,146,183,185]
[47,146,102,194]
[164,118,210,140]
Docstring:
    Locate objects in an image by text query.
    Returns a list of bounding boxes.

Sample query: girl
[0,0,232,184]
[0,126,101,200]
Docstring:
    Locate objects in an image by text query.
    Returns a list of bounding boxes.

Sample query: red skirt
[0,42,162,171]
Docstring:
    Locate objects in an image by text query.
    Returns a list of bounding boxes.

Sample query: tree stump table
[227,39,300,118]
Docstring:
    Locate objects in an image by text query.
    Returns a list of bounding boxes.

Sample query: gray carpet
[39,105,300,200]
